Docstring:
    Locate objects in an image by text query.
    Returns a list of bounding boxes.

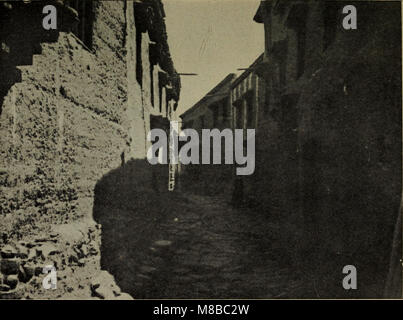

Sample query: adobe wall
[255,1,401,296]
[0,0,148,241]
[297,1,401,263]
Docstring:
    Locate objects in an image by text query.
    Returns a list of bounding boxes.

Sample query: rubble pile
[0,220,132,299]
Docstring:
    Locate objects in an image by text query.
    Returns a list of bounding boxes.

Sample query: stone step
[0,288,23,300]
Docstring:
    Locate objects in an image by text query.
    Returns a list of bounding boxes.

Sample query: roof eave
[253,3,264,23]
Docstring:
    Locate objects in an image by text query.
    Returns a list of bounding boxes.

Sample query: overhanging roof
[231,53,264,89]
[180,73,236,119]
[254,0,273,23]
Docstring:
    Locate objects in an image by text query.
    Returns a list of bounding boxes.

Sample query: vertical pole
[168,120,178,191]
[254,75,259,131]
[242,96,247,130]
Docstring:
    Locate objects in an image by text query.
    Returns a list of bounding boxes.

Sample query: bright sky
[163,0,264,117]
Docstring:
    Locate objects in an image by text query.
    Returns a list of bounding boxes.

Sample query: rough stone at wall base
[91,270,134,300]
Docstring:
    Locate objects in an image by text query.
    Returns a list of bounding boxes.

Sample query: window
[212,106,219,127]
[296,27,306,78]
[245,92,254,128]
[184,120,193,129]
[199,115,205,128]
[272,39,288,89]
[279,53,287,89]
[281,93,299,128]
[66,0,94,50]
[287,3,307,79]
[323,2,338,51]
[234,101,243,129]
[222,99,229,118]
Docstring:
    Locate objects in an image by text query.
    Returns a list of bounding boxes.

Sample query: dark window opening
[234,101,243,129]
[199,115,205,128]
[281,93,299,129]
[287,3,307,79]
[272,39,288,90]
[246,92,254,128]
[222,98,229,118]
[66,0,94,50]
[264,84,270,115]
[212,106,219,127]
[183,120,193,130]
[279,54,287,89]
[323,2,338,51]
[297,28,306,78]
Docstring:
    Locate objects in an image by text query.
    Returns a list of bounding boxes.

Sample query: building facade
[179,73,236,198]
[230,54,266,204]
[252,0,401,297]
[0,0,179,261]
[181,73,235,132]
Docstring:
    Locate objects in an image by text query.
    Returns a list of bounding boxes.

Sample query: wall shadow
[93,158,173,296]
[0,1,75,115]
[93,156,300,298]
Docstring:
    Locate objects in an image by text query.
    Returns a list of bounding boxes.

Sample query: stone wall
[0,0,135,240]
[0,0,178,299]
[297,1,401,288]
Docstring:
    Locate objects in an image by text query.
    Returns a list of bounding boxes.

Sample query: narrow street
[119,193,304,299]
[0,0,400,301]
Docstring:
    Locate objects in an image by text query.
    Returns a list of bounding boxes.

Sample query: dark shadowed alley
[94,174,305,299]
[131,193,306,299]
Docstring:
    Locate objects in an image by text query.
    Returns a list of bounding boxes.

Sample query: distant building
[179,73,236,198]
[230,53,266,203]
[181,73,235,132]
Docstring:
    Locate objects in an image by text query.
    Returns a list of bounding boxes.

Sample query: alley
[112,193,304,299]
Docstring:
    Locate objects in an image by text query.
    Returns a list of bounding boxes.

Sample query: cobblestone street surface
[105,193,304,299]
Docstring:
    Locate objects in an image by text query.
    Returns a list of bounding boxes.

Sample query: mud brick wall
[297,2,401,260]
[254,1,401,296]
[0,1,147,241]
